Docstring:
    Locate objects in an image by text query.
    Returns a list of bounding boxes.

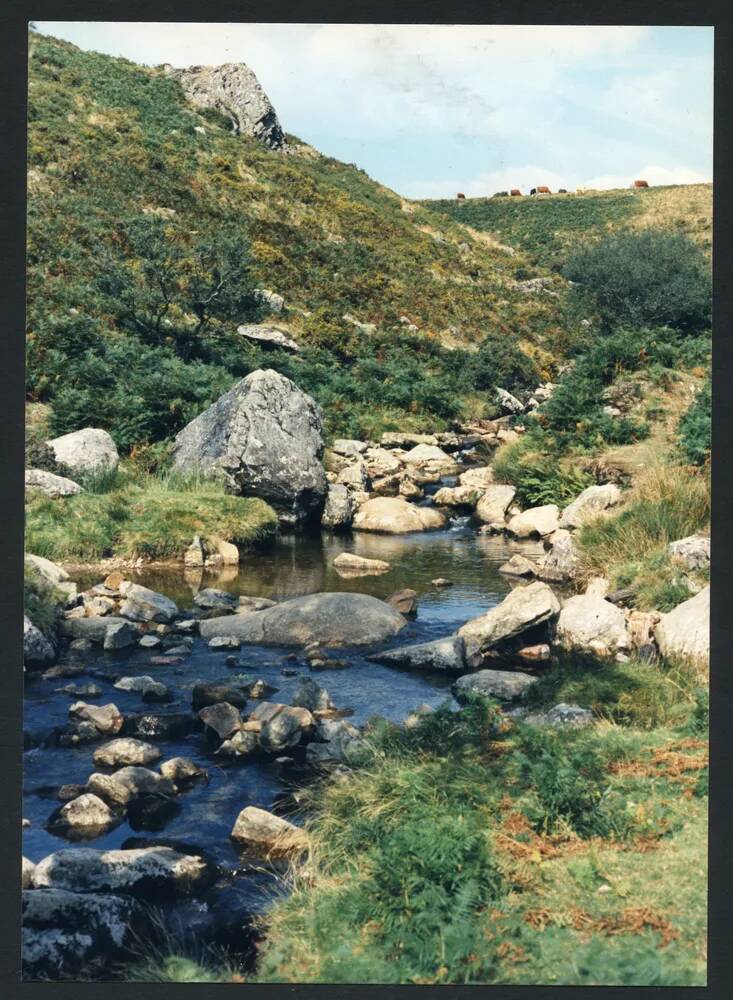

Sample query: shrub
[493,436,594,507]
[678,377,711,465]
[563,229,711,333]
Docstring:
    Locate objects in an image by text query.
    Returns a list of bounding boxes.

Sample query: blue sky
[34,22,713,198]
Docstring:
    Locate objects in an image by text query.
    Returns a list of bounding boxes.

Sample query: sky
[34,22,714,198]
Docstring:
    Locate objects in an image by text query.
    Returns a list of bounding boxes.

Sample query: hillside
[421,185,712,270]
[27,30,571,447]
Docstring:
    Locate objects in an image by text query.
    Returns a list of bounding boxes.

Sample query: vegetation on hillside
[27,30,571,444]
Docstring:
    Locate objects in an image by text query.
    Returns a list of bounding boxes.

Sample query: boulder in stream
[369,635,466,673]
[230,806,307,857]
[458,581,561,668]
[353,497,446,534]
[93,738,163,769]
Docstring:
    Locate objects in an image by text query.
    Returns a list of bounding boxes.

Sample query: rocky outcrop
[165,62,286,149]
[46,427,119,473]
[369,635,466,673]
[555,595,629,655]
[172,369,327,528]
[453,668,538,702]
[353,497,446,534]
[230,807,307,856]
[31,846,215,897]
[458,581,561,667]
[199,592,406,647]
[558,484,622,529]
[237,323,301,353]
[654,586,709,662]
[25,469,83,497]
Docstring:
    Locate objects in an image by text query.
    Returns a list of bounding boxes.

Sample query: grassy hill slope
[27,31,571,446]
[421,185,712,269]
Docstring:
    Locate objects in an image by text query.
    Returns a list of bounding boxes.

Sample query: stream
[23,520,545,970]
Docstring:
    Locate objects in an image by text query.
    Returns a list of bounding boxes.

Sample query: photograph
[21,20,712,985]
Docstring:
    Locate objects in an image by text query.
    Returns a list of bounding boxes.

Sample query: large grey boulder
[87,766,176,807]
[24,616,56,667]
[507,504,560,538]
[22,888,150,979]
[668,534,710,572]
[25,553,70,585]
[60,615,130,643]
[654,586,709,662]
[556,595,629,655]
[369,635,466,673]
[237,323,301,353]
[166,62,286,149]
[559,484,622,529]
[353,497,446,534]
[172,369,327,528]
[119,584,178,624]
[46,427,119,473]
[31,846,215,897]
[475,485,516,526]
[458,581,561,667]
[93,738,162,769]
[321,484,353,531]
[25,469,83,497]
[49,794,118,837]
[230,806,307,856]
[453,669,538,702]
[537,529,580,582]
[199,591,406,647]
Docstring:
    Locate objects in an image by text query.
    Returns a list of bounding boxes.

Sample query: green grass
[23,560,64,632]
[24,470,277,562]
[578,463,710,608]
[248,693,707,986]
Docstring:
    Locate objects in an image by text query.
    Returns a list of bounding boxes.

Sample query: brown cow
[537,185,551,194]
[633,179,649,188]
[456,192,466,199]
[510,188,522,196]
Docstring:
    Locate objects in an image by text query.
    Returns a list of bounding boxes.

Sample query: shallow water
[23,521,545,964]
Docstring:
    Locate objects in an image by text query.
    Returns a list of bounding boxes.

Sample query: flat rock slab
[654,586,710,662]
[458,581,561,666]
[452,668,538,702]
[369,635,466,673]
[230,806,307,857]
[199,592,406,647]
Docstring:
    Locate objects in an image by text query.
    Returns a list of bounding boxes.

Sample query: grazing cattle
[510,188,522,196]
[558,188,567,194]
[537,185,551,194]
[633,179,649,188]
[456,192,466,199]
[530,187,537,196]
[493,190,509,197]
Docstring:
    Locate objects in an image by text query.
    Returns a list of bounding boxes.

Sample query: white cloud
[584,164,712,189]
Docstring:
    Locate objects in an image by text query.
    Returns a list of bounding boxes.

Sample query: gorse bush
[563,229,711,333]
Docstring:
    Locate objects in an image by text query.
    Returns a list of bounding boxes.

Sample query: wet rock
[458,582,561,667]
[668,534,710,572]
[113,676,170,702]
[199,591,407,647]
[475,485,516,526]
[230,807,307,857]
[58,784,87,801]
[217,730,259,757]
[103,621,138,651]
[93,738,162,769]
[60,615,130,643]
[159,757,207,784]
[198,702,242,739]
[353,497,446,534]
[48,793,119,837]
[369,635,466,673]
[388,588,418,617]
[22,856,35,889]
[23,616,56,668]
[87,767,176,807]
[292,677,334,711]
[56,681,102,700]
[453,669,538,702]
[46,427,119,473]
[333,552,390,576]
[192,683,247,711]
[172,369,327,529]
[556,595,629,655]
[25,468,84,497]
[193,588,239,612]
[508,504,559,539]
[208,635,242,650]
[22,887,150,978]
[123,713,198,741]
[31,845,215,897]
[69,702,123,735]
[499,554,538,577]
[654,586,710,662]
[119,584,178,624]
[559,483,622,529]
[458,466,494,489]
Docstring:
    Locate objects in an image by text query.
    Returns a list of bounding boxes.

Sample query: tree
[97,216,260,359]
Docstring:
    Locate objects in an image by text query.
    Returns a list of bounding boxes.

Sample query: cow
[633,179,649,188]
[493,190,509,197]
[456,192,466,199]
[558,188,567,194]
[537,185,551,194]
[530,188,537,196]
[510,188,522,196]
